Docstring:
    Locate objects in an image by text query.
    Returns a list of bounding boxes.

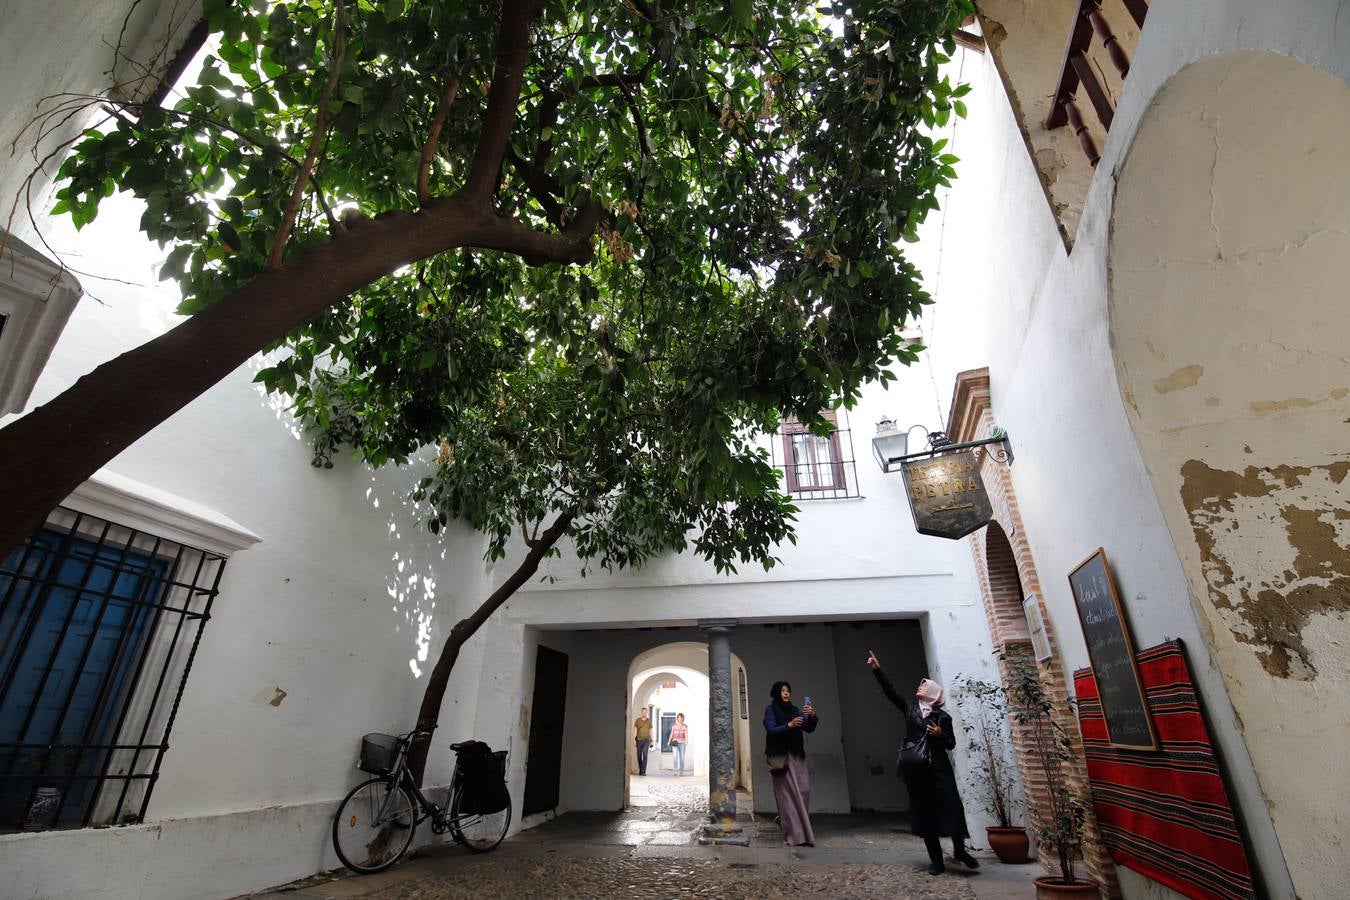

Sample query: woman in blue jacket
[764,680,817,846]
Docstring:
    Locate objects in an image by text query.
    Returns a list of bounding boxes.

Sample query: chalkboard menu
[1068,549,1158,751]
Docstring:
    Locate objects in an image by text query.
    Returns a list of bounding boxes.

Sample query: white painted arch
[624,642,754,800]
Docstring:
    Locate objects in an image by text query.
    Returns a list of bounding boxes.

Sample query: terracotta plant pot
[1034,876,1099,899]
[985,825,1030,863]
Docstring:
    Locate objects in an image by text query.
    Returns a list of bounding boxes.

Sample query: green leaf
[730,0,753,28]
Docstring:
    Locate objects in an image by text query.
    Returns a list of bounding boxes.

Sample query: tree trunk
[405,512,573,785]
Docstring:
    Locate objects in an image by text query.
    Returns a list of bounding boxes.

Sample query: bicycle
[331,727,512,874]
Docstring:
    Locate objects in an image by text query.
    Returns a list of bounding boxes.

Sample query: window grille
[738,668,749,720]
[770,410,861,500]
[0,506,226,831]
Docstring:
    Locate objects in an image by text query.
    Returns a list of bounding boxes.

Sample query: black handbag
[897,734,931,771]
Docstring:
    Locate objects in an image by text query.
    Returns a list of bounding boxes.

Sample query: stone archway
[1109,50,1350,895]
[624,642,754,811]
[630,667,709,778]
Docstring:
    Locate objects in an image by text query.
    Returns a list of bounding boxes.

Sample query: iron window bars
[771,410,861,500]
[0,506,226,831]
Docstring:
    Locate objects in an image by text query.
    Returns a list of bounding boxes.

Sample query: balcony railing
[1047,0,1150,167]
[769,415,861,501]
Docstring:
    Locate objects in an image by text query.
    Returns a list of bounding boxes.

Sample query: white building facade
[1,1,1346,898]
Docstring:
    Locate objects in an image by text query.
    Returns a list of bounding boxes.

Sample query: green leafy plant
[1002,657,1088,884]
[0,0,974,560]
[953,675,1020,828]
[2,0,976,784]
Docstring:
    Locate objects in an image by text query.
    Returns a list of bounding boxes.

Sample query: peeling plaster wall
[904,2,1350,896]
[1111,50,1350,897]
[976,0,1141,246]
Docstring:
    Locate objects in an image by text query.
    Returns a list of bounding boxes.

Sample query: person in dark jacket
[867,650,979,875]
[764,680,817,846]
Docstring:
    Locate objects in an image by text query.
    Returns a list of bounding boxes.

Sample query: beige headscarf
[916,678,945,717]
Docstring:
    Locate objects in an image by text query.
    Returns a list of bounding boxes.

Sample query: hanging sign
[900,449,994,539]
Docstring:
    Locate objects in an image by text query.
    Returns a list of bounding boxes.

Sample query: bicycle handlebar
[400,725,437,742]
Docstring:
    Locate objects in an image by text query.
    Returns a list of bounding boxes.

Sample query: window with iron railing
[0,507,226,832]
[771,410,860,500]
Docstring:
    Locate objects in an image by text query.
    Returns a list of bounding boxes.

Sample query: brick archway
[949,368,1118,896]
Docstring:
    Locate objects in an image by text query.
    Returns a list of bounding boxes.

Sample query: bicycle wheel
[449,784,511,852]
[332,777,418,873]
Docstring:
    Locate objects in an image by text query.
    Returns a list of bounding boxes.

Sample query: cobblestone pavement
[251,775,1039,900]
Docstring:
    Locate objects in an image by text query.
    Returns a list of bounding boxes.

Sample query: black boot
[952,838,980,869]
[924,835,945,875]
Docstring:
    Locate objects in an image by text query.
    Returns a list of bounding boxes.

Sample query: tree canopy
[0,0,972,565]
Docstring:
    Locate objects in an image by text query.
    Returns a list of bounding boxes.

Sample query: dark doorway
[522,644,568,816]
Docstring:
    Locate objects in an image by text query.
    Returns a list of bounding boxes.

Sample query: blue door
[0,529,163,827]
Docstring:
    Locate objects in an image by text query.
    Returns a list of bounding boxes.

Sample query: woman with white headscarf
[866,651,978,875]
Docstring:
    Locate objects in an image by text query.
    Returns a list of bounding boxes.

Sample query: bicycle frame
[370,735,477,833]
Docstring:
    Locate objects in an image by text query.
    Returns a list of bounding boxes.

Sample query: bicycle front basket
[359,733,400,775]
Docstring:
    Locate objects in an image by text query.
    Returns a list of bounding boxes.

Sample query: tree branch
[626,0,666,24]
[462,0,541,204]
[417,74,461,206]
[268,0,346,269]
[519,508,536,549]
[506,147,564,227]
[0,193,600,557]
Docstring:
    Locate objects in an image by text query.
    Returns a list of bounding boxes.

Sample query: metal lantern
[871,418,909,473]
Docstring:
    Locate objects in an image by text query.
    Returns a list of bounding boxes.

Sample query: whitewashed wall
[0,0,203,240]
[902,2,1350,895]
[0,192,491,897]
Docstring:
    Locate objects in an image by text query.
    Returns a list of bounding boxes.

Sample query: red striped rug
[1074,640,1255,899]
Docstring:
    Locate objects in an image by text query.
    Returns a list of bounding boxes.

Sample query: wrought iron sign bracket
[884,433,1014,469]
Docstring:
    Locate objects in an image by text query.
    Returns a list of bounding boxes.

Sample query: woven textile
[1074,640,1254,899]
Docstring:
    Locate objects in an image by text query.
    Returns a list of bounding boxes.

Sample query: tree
[1,0,973,778]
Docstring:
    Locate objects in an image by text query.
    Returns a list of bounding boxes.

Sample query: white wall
[898,2,1350,895]
[1109,49,1350,899]
[0,192,491,896]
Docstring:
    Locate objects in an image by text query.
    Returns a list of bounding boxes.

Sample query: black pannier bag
[456,742,509,815]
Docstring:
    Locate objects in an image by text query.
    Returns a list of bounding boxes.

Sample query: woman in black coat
[867,651,979,875]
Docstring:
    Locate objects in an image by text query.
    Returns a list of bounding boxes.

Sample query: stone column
[698,618,747,845]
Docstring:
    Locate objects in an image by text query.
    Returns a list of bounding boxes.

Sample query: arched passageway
[520,619,942,824]
[624,642,753,808]
[1110,50,1350,894]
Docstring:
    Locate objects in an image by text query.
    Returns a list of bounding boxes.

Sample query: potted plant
[17,746,83,830]
[954,675,1029,863]
[1003,660,1097,897]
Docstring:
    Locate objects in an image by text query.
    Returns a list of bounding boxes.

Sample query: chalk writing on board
[1069,549,1157,751]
